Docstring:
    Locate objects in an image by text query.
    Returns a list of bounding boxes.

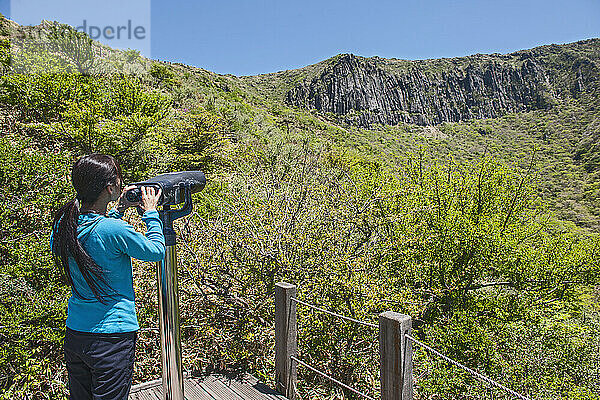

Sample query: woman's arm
[103,186,165,262]
[99,214,165,262]
[106,208,124,219]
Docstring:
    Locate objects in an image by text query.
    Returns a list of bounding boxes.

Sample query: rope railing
[277,283,537,400]
[283,295,379,400]
[290,355,376,400]
[291,297,378,329]
[405,334,531,400]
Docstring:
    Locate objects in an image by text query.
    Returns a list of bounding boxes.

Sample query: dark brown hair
[52,154,122,303]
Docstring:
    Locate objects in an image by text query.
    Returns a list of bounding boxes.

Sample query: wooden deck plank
[137,387,159,400]
[201,375,246,400]
[184,379,216,400]
[130,380,161,400]
[135,392,150,400]
[131,388,146,400]
[240,373,288,400]
[214,373,286,400]
[144,386,161,400]
[152,385,163,400]
[130,374,283,400]
[212,375,259,400]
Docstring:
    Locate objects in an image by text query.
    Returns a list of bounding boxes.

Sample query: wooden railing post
[275,282,297,399]
[379,311,413,400]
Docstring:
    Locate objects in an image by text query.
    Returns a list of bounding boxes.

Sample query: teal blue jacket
[50,208,165,333]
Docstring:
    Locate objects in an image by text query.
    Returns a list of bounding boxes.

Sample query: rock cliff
[282,40,599,127]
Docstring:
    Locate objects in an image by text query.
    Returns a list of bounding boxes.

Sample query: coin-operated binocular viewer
[127,171,206,400]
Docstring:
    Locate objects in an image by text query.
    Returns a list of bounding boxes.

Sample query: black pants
[64,327,137,400]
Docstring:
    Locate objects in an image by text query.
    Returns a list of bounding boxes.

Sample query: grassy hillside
[0,16,598,400]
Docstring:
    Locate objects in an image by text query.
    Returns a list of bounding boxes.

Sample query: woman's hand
[140,186,162,212]
[115,185,139,213]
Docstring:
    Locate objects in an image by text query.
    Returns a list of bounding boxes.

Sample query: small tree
[170,110,226,171]
[47,22,95,75]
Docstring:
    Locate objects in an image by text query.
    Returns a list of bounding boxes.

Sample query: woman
[50,154,165,399]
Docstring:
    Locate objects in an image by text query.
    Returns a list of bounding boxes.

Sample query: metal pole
[157,210,184,400]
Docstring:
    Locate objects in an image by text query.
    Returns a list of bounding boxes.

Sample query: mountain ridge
[238,38,600,127]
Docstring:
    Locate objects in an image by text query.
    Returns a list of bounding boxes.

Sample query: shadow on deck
[129,373,287,400]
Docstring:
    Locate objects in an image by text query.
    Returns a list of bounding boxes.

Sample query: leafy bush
[0,134,72,399]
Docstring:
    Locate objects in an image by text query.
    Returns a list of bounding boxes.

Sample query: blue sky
[2,0,599,76]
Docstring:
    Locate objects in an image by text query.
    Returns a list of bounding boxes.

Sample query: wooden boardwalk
[129,373,287,400]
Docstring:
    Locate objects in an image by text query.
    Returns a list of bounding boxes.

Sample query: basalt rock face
[284,51,594,127]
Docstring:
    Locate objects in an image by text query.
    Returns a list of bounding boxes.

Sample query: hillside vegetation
[0,16,598,400]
